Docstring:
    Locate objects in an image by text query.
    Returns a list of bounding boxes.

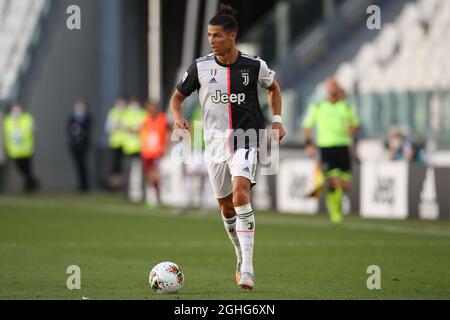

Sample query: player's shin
[235,204,255,275]
[326,187,343,224]
[222,213,242,264]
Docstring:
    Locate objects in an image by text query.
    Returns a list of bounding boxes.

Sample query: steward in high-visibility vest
[122,100,147,156]
[105,98,127,150]
[105,98,128,187]
[4,109,34,159]
[3,103,39,192]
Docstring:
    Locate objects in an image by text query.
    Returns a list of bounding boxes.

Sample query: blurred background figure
[140,101,169,207]
[0,110,6,192]
[387,125,424,164]
[123,98,146,158]
[67,98,91,193]
[180,103,209,213]
[122,98,147,202]
[105,97,127,191]
[3,103,39,193]
[303,77,360,224]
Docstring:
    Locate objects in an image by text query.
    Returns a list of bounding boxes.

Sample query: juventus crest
[241,70,250,86]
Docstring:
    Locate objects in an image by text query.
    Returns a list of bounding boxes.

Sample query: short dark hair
[209,4,238,33]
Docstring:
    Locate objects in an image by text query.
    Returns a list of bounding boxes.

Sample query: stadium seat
[0,0,47,101]
[334,0,450,94]
[335,62,357,92]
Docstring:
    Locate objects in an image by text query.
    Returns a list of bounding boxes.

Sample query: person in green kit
[303,77,360,224]
[3,102,39,193]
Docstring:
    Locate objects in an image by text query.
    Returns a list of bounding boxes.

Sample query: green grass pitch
[1,194,450,300]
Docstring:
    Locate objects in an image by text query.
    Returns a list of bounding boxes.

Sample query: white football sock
[222,213,242,264]
[235,204,255,275]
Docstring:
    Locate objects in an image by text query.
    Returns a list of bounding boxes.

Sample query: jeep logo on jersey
[211,91,246,105]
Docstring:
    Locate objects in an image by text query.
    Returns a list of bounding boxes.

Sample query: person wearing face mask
[387,126,423,163]
[303,77,360,224]
[3,102,39,193]
[67,98,91,192]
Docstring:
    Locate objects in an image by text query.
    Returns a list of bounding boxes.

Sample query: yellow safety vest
[122,107,146,155]
[3,113,34,159]
[107,107,127,149]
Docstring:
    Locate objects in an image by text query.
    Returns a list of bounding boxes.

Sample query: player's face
[208,25,236,56]
[325,79,340,102]
[11,104,22,116]
[116,98,126,107]
[146,103,158,115]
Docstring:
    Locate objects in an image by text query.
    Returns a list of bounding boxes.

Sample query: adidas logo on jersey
[211,90,246,105]
[209,78,218,84]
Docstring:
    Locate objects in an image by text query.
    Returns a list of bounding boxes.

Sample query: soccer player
[170,4,286,291]
[303,77,360,224]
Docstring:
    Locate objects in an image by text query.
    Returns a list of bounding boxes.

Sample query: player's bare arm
[267,80,286,142]
[303,127,313,144]
[303,127,317,155]
[347,125,359,135]
[170,89,190,131]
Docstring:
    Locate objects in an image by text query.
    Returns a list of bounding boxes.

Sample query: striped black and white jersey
[176,51,275,161]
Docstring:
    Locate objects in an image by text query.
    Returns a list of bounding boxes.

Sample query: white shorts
[206,148,258,199]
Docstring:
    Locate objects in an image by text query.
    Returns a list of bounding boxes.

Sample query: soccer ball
[149,262,184,294]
